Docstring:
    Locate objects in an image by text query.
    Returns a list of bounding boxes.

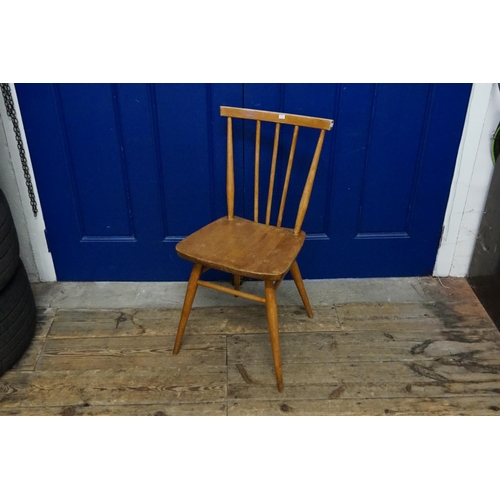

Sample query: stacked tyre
[0,188,36,376]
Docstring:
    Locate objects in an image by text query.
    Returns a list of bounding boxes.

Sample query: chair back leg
[290,261,313,318]
[265,280,284,392]
[233,274,241,292]
[173,263,203,354]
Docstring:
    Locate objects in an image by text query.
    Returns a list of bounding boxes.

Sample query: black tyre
[0,260,36,377]
[0,188,20,292]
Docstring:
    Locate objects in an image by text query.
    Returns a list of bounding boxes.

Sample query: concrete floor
[31,277,428,309]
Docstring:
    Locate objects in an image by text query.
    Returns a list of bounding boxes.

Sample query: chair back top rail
[221,106,333,131]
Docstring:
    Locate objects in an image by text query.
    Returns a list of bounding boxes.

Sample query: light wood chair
[173,106,334,391]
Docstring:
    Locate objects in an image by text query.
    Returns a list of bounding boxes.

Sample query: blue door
[16,83,471,280]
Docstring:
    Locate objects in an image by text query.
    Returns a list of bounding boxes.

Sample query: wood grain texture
[175,105,332,388]
[228,397,500,416]
[227,332,500,366]
[48,310,150,337]
[0,366,226,408]
[38,334,226,371]
[227,358,500,401]
[265,280,283,391]
[220,106,334,131]
[266,123,280,225]
[254,120,261,222]
[173,263,202,354]
[294,129,326,234]
[233,274,241,292]
[13,339,45,371]
[176,216,305,280]
[418,277,481,303]
[48,306,342,338]
[0,402,227,416]
[277,125,299,227]
[197,280,265,303]
[226,117,234,219]
[2,278,500,415]
[11,311,56,371]
[336,301,493,332]
[290,261,313,318]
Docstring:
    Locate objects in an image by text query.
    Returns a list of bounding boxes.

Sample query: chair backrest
[220,106,334,235]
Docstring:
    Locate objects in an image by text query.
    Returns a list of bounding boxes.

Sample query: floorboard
[1,278,499,415]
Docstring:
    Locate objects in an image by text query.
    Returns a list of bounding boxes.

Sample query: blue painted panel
[16,83,471,280]
[57,84,133,237]
[316,83,472,278]
[114,84,164,243]
[153,84,213,236]
[16,83,243,280]
[330,84,375,239]
[358,84,430,234]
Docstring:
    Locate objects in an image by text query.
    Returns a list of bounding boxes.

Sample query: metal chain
[1,83,38,216]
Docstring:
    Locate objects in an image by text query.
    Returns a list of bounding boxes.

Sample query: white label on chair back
[279,114,285,119]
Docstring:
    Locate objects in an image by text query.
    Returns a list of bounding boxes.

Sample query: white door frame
[0,84,56,282]
[434,83,499,277]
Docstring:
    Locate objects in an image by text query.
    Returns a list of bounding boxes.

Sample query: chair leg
[233,274,241,291]
[290,261,313,318]
[173,263,203,355]
[265,280,284,392]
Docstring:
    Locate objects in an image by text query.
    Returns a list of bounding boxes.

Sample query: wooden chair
[173,106,334,391]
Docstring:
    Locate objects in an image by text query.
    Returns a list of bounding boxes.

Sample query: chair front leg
[265,280,284,392]
[173,263,203,354]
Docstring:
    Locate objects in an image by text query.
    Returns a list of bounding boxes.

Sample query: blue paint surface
[16,83,471,280]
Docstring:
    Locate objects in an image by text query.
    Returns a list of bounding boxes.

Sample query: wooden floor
[1,277,500,416]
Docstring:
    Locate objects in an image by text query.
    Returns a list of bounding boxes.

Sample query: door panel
[57,84,134,238]
[16,83,471,280]
[241,83,471,278]
[16,83,243,280]
[357,83,430,235]
[154,84,214,235]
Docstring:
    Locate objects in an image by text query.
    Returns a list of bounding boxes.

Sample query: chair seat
[176,216,306,280]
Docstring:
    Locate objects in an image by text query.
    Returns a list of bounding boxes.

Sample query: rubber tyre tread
[0,303,36,375]
[0,266,31,326]
[0,189,20,292]
[0,282,34,349]
[0,261,37,376]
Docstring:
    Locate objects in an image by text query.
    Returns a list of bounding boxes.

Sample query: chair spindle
[294,129,326,234]
[266,122,280,225]
[227,117,234,220]
[254,120,261,223]
[277,125,299,228]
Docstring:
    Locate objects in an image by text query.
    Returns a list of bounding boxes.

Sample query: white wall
[434,83,500,277]
[0,85,56,282]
